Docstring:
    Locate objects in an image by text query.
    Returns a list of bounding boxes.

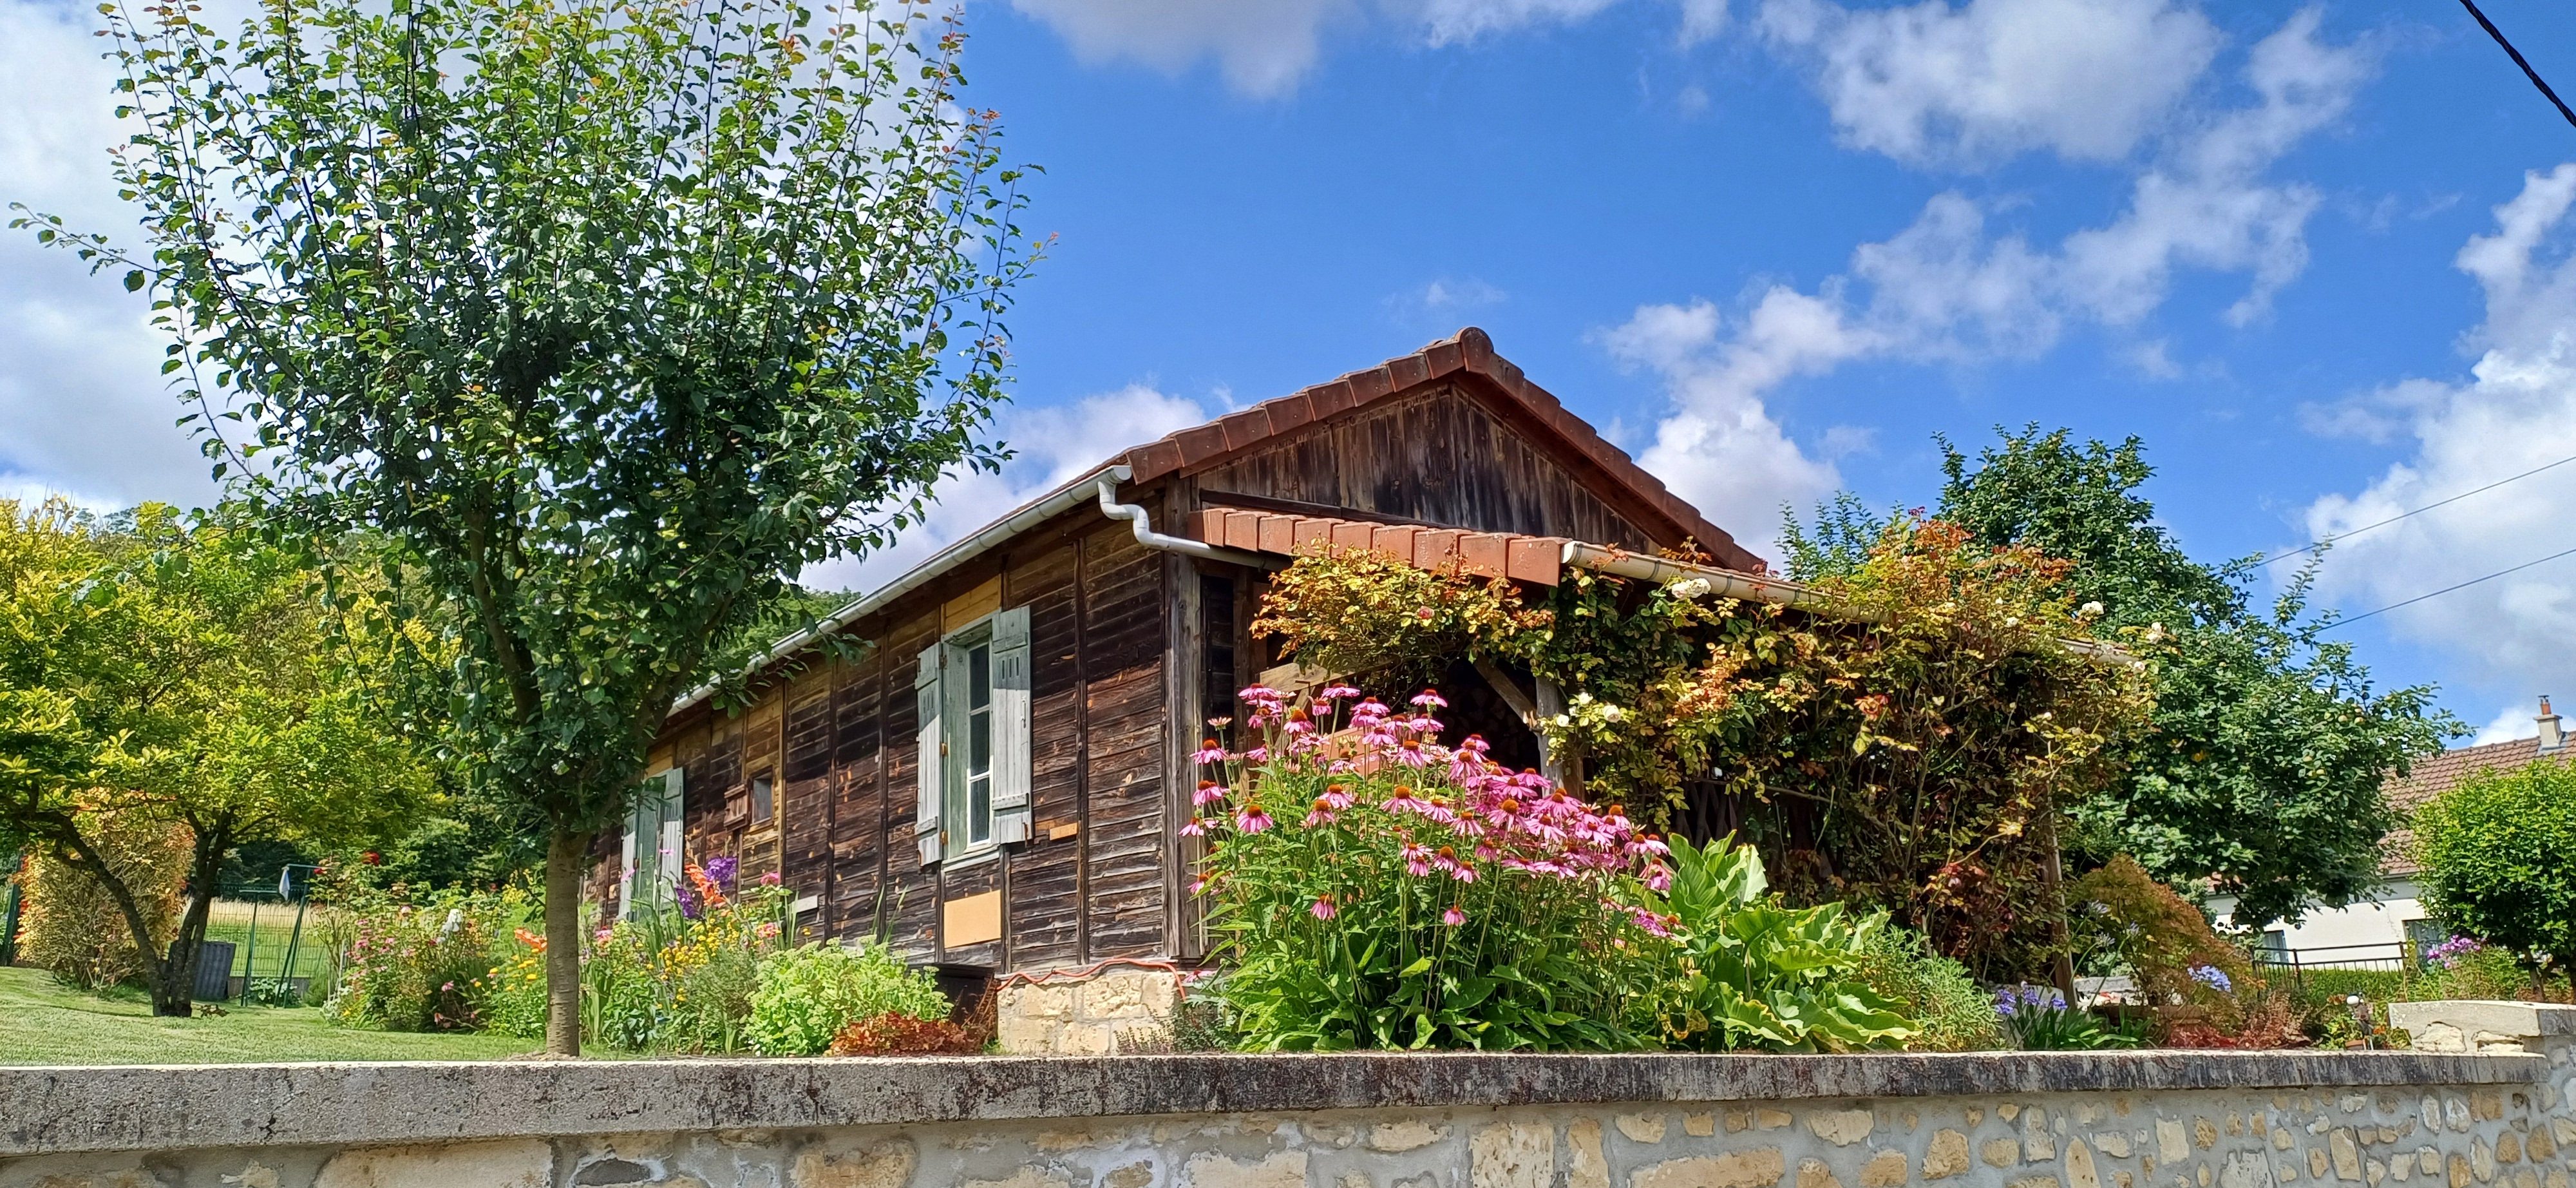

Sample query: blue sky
[4,0,2573,742]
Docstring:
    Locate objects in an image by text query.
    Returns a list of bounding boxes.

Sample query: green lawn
[0,965,538,1065]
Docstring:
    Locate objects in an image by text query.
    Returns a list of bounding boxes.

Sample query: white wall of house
[2206,878,2438,959]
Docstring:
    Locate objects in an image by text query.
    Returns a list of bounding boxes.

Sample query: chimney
[2540,696,2565,754]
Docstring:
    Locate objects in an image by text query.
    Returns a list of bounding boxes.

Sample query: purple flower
[2190,964,2233,993]
[703,855,738,893]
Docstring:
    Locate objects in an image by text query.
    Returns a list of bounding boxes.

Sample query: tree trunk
[151,825,232,1017]
[53,825,179,1017]
[544,827,592,1056]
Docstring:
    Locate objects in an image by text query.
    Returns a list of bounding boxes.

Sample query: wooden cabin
[605,327,1764,990]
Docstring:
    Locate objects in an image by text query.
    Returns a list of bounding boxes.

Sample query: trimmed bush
[746,942,950,1056]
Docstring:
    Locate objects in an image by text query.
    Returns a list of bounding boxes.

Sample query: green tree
[24,0,1037,1049]
[0,501,431,1014]
[2413,761,2576,995]
[1815,427,2459,928]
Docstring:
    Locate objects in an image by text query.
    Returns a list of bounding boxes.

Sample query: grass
[0,965,537,1066]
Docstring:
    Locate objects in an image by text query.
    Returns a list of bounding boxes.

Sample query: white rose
[1668,577,1710,600]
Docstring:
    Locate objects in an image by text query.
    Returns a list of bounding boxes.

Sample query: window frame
[943,618,1000,863]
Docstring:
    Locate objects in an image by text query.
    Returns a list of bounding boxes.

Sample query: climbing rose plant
[1193,685,1673,1051]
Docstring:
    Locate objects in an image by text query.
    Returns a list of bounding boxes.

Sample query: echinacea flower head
[1310,895,1338,921]
[1410,689,1448,709]
[1318,684,1361,702]
[1236,803,1276,834]
[1195,779,1227,806]
[1192,739,1229,765]
[1442,906,1466,926]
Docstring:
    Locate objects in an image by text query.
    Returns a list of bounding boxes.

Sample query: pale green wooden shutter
[623,769,683,919]
[990,606,1033,843]
[915,642,943,866]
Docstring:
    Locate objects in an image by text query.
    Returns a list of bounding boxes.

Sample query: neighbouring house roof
[2381,735,2570,876]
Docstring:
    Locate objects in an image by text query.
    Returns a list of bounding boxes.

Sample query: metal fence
[2251,941,2416,972]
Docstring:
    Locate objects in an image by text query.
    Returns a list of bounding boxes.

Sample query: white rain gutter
[1094,471,1272,570]
[1561,541,2135,667]
[670,464,1272,718]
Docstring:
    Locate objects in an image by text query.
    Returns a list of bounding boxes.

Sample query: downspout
[1094,469,1272,568]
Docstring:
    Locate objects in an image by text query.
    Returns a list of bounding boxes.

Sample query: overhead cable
[2260,449,2576,568]
[2457,0,2576,130]
[2311,541,2576,635]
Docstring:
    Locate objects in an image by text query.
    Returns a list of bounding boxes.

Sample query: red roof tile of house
[1112,327,1763,574]
[2380,736,2568,875]
[1187,508,1570,586]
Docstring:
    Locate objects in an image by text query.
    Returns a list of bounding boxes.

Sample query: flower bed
[1186,684,1940,1053]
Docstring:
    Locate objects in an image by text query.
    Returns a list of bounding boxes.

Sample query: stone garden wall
[5,1003,2571,1188]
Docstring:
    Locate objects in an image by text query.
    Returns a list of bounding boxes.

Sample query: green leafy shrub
[746,942,949,1056]
[1196,686,1669,1051]
[1644,836,1915,1052]
[1851,925,2000,1051]
[503,861,797,1051]
[2414,760,2576,997]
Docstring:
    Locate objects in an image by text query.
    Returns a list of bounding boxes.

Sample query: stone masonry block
[314,1140,550,1188]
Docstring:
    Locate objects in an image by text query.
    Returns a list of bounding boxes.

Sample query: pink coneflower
[1403,842,1434,877]
[1179,817,1206,837]
[1242,746,1270,763]
[1442,906,1466,926]
[760,872,781,886]
[1318,783,1354,812]
[1394,738,1431,768]
[1630,907,1675,938]
[1310,895,1338,921]
[1236,803,1275,834]
[1410,689,1448,709]
[1192,739,1229,765]
[1302,798,1340,828]
[1381,784,1433,816]
[1195,780,1227,806]
[1318,684,1361,702]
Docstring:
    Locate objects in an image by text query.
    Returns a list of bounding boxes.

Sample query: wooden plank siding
[1189,381,1659,551]
[618,367,1727,975]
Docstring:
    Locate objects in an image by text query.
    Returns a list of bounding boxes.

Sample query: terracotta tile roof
[2379,736,2566,875]
[1187,508,1569,586]
[1115,327,1765,574]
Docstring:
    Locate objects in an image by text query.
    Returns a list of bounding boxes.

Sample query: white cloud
[799,383,1214,593]
[1757,0,2221,168]
[1005,0,1355,99]
[0,0,220,511]
[2300,164,2576,698]
[1616,8,2367,553]
[2472,701,2543,745]
[1408,0,1622,46]
[1007,0,1716,97]
[1601,294,1851,548]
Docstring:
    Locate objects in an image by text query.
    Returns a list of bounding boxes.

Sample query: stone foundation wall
[4,1004,2570,1188]
[994,966,1183,1055]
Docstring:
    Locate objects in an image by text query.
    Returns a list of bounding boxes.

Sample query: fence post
[0,847,21,968]
[239,895,259,1004]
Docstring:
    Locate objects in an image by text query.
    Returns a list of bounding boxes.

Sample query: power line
[2258,449,2576,568]
[2311,541,2576,634]
[2458,0,2576,131]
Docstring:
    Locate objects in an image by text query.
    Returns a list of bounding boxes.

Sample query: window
[914,605,1031,865]
[750,772,774,824]
[619,768,685,919]
[965,639,994,847]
